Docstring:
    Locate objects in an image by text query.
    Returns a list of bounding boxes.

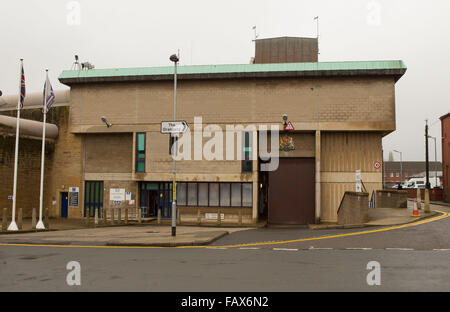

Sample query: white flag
[43,75,55,112]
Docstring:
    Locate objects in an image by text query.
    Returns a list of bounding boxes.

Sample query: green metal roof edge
[58,60,407,80]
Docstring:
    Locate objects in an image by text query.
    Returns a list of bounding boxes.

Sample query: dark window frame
[242,131,253,173]
[135,132,146,173]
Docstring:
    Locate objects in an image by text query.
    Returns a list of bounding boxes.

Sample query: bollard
[197,208,201,225]
[238,209,242,226]
[118,208,122,225]
[94,208,99,226]
[424,189,431,213]
[44,208,49,230]
[157,208,161,225]
[32,208,37,229]
[18,208,23,230]
[416,188,422,210]
[217,209,221,226]
[2,208,7,231]
[125,208,129,224]
[138,208,142,224]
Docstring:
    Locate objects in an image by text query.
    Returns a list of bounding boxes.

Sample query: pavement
[0,224,251,247]
[0,200,444,247]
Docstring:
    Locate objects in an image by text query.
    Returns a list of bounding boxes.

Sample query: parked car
[404,178,441,189]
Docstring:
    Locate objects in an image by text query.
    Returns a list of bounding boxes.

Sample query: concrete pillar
[424,189,431,213]
[197,208,201,225]
[416,188,422,210]
[252,130,258,223]
[315,130,321,224]
[2,208,7,231]
[118,208,122,225]
[138,208,142,224]
[110,208,115,225]
[18,208,23,230]
[125,208,129,224]
[44,208,49,229]
[94,208,99,225]
[157,208,161,225]
[31,208,37,229]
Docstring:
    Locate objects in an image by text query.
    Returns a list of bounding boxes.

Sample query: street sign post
[161,121,188,134]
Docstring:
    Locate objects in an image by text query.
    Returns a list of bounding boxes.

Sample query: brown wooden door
[268,158,315,225]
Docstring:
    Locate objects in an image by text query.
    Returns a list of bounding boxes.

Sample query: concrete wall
[337,192,369,225]
[375,190,408,208]
[84,133,132,173]
[320,132,383,222]
[69,77,396,132]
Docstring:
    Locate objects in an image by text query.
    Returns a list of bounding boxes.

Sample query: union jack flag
[19,63,25,109]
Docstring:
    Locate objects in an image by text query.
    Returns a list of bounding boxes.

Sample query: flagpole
[36,69,48,230]
[8,59,24,231]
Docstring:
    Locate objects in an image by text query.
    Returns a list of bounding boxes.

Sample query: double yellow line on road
[0,210,449,250]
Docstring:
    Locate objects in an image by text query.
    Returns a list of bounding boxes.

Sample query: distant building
[383,161,442,187]
[441,112,450,202]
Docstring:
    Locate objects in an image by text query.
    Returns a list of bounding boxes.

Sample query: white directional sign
[161,121,188,134]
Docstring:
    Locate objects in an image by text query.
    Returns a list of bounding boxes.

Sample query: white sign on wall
[356,170,362,192]
[110,188,125,201]
[126,192,131,201]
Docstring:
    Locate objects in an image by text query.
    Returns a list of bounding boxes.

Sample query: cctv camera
[101,116,112,128]
[170,54,179,63]
[282,114,288,121]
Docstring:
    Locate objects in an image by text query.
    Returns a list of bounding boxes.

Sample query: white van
[405,178,440,189]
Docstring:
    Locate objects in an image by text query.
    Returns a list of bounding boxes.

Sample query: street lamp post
[428,135,438,188]
[393,150,403,185]
[170,53,179,237]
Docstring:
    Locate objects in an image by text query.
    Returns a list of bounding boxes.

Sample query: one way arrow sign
[161,121,189,134]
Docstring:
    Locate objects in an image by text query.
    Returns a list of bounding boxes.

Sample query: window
[136,133,146,172]
[209,183,219,206]
[177,183,187,206]
[220,183,231,207]
[187,183,198,206]
[231,183,242,207]
[176,182,253,208]
[198,183,209,206]
[242,183,252,207]
[396,172,399,177]
[242,131,252,173]
[390,172,394,178]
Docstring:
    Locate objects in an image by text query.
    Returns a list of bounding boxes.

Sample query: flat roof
[59,60,407,85]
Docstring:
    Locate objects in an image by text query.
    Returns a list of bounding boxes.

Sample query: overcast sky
[1,0,449,161]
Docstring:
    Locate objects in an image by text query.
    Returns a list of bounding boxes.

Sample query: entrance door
[268,158,315,225]
[148,190,158,217]
[140,182,173,218]
[84,181,104,218]
[61,192,68,218]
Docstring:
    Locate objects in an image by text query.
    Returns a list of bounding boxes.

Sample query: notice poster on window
[68,187,79,207]
[110,188,125,201]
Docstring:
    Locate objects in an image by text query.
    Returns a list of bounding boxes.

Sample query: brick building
[441,112,450,202]
[0,37,407,225]
[383,161,442,188]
